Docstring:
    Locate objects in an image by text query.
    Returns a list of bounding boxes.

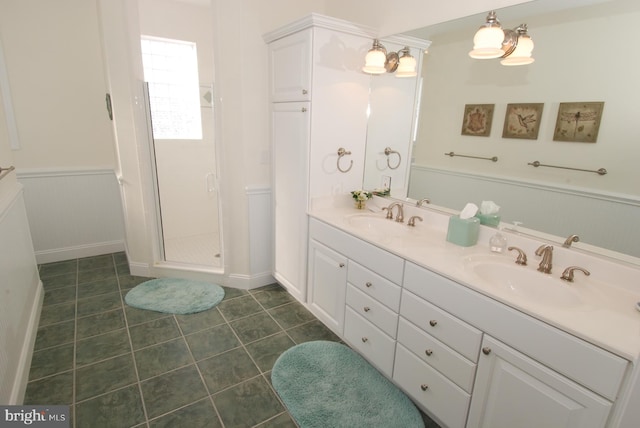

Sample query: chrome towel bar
[444,151,498,162]
[528,160,607,176]
[0,165,15,181]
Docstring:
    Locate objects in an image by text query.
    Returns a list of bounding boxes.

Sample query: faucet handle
[407,216,423,227]
[381,206,393,220]
[416,198,431,207]
[561,266,590,282]
[508,246,527,266]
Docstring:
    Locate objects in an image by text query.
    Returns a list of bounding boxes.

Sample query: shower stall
[139,0,222,269]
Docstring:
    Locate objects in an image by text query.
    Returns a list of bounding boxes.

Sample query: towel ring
[337,147,353,173]
[384,147,401,170]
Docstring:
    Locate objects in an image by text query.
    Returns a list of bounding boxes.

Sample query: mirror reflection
[364,0,640,259]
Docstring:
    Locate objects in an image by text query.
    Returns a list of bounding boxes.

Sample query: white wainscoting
[17,168,126,264]
[408,166,640,258]
[227,186,274,289]
[0,183,42,404]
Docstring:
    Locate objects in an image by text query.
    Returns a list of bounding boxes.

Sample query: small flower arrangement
[351,190,372,209]
[351,189,373,201]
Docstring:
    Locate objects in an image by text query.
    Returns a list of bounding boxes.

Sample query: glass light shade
[469,26,505,59]
[395,54,417,77]
[362,48,387,74]
[501,34,534,66]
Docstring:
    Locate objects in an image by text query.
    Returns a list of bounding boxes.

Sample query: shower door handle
[206,173,216,193]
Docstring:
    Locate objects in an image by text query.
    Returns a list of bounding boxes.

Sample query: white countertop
[309,195,640,362]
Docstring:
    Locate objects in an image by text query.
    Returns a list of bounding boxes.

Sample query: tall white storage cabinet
[265,15,374,302]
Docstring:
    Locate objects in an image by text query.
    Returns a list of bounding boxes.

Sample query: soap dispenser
[489,228,508,253]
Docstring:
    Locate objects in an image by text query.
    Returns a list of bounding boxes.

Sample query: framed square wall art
[553,102,604,143]
[461,104,494,137]
[502,103,544,140]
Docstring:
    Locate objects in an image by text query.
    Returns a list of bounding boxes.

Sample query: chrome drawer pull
[339,263,345,268]
[482,347,492,355]
[363,307,371,312]
[365,282,372,288]
[420,384,429,391]
[425,349,433,356]
[429,320,438,327]
[361,337,368,343]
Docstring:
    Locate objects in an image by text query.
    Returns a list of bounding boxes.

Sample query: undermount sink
[345,213,446,246]
[462,255,585,308]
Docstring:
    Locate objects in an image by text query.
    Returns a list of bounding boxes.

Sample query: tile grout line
[172,313,227,428]
[115,256,151,428]
[72,259,79,428]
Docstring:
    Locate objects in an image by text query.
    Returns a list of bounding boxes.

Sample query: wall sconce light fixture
[363,40,417,77]
[469,11,534,66]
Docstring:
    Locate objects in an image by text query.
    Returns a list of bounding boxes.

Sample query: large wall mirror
[363,0,640,261]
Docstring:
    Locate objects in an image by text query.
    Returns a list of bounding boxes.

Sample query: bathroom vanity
[307,197,640,428]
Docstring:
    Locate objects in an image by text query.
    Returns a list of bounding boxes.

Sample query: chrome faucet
[534,245,553,274]
[383,202,404,222]
[563,234,580,248]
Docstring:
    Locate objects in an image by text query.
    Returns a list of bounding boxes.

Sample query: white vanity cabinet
[307,239,347,335]
[403,261,628,428]
[467,336,612,428]
[308,218,403,374]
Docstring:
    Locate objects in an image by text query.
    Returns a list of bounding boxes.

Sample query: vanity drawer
[401,290,482,362]
[394,343,470,428]
[344,307,395,377]
[346,284,398,338]
[397,318,476,393]
[348,260,401,311]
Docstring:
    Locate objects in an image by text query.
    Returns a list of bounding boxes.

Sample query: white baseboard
[129,261,152,278]
[35,241,126,264]
[10,280,43,404]
[226,271,275,290]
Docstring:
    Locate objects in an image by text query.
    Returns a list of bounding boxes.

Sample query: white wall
[0,0,116,169]
[412,1,640,196]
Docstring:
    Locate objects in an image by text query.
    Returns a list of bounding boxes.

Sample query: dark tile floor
[25,252,342,428]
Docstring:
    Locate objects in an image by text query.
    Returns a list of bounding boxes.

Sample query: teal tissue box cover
[447,216,480,246]
[476,213,501,227]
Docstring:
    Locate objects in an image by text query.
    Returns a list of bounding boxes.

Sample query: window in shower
[141,36,202,140]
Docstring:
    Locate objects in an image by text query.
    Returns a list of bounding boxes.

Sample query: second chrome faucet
[535,244,553,273]
[383,202,404,223]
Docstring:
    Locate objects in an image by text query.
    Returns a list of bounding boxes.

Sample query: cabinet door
[307,240,347,335]
[467,336,612,428]
[272,102,310,302]
[269,29,312,102]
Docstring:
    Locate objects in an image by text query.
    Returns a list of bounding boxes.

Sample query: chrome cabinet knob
[425,349,433,356]
[365,282,372,288]
[420,384,429,391]
[482,347,492,355]
[301,107,307,112]
[339,263,345,268]
[363,307,371,312]
[429,320,438,327]
[361,337,368,343]
[302,89,308,95]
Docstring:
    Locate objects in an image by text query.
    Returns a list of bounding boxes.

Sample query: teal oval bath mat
[271,340,424,428]
[125,278,225,315]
